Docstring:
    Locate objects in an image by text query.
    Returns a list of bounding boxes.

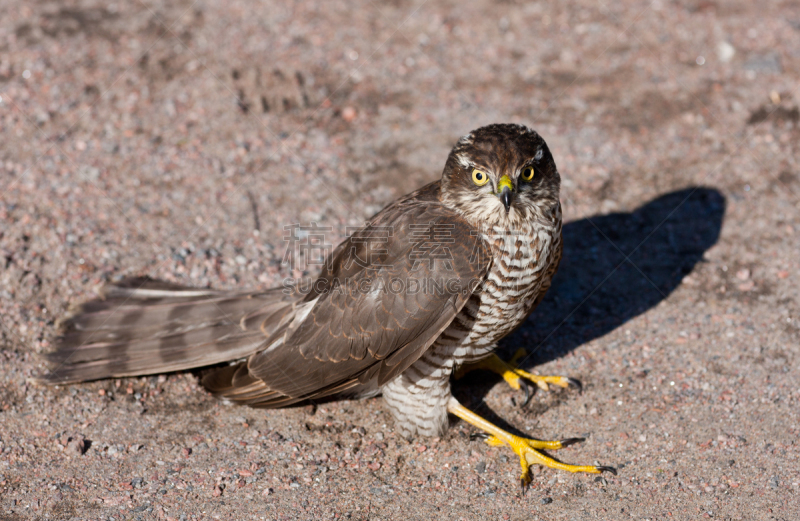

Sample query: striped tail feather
[37,277,297,385]
[200,359,366,409]
[200,362,294,407]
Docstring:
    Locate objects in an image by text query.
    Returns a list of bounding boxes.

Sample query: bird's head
[440,124,561,228]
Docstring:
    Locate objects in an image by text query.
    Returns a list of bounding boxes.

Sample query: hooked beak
[496,174,514,213]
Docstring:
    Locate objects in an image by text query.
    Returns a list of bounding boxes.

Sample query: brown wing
[205,182,492,406]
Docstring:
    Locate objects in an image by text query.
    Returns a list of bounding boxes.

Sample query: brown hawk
[38,123,614,488]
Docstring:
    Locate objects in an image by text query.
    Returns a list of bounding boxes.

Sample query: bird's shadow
[452,187,726,424]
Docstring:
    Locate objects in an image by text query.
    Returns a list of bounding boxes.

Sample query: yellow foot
[456,348,580,407]
[472,432,585,451]
[447,398,616,492]
[492,433,616,490]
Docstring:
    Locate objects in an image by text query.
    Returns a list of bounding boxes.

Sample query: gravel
[1,0,799,519]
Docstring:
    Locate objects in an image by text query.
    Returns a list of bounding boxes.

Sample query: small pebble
[341,106,357,122]
[66,435,87,456]
[541,497,553,505]
[738,280,755,291]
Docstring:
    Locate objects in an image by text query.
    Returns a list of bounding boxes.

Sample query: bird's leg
[447,397,615,491]
[454,348,580,406]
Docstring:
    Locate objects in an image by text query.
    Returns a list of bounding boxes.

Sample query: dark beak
[499,186,512,213]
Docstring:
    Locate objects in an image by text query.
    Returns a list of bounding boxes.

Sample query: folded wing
[206,187,491,407]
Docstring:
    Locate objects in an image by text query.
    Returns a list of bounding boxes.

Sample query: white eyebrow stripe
[534,149,543,161]
[457,154,471,168]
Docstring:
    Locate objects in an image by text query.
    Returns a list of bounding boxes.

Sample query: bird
[37,123,615,489]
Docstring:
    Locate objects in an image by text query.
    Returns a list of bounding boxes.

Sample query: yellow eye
[521,166,535,182]
[472,169,490,186]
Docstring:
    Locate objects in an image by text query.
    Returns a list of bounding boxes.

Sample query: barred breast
[383,208,563,437]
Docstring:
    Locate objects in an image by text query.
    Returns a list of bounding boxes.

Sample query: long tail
[36,277,297,384]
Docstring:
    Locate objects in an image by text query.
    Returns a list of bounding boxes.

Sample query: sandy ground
[1,0,799,519]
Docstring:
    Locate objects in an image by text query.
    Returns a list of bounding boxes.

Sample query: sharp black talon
[566,377,582,392]
[559,437,585,447]
[520,477,529,496]
[469,432,490,442]
[520,379,533,408]
[597,466,617,475]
